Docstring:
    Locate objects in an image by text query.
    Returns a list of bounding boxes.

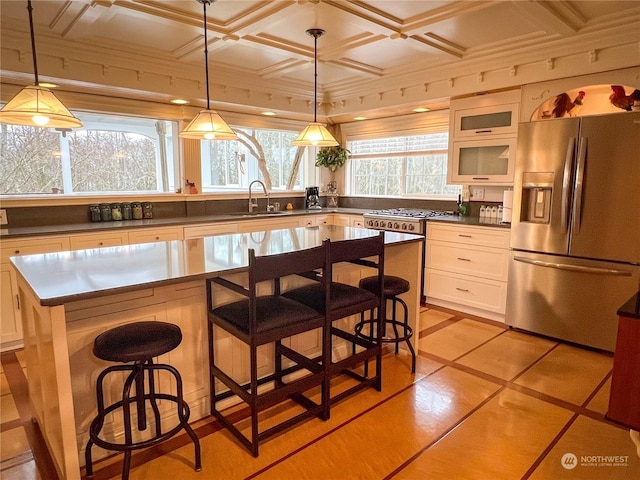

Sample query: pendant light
[292,29,338,147]
[0,0,82,128]
[179,0,237,140]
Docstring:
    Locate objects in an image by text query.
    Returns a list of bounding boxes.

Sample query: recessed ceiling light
[262,111,277,116]
[171,99,189,105]
[353,116,367,121]
[413,107,430,113]
[38,82,58,88]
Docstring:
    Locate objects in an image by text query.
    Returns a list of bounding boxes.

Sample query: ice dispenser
[519,172,553,223]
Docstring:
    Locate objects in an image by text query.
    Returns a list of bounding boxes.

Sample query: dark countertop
[0,208,370,239]
[10,225,423,306]
[0,208,509,239]
[618,292,640,319]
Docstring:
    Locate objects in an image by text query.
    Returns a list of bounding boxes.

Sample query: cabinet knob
[155,236,160,240]
[14,250,20,254]
[99,242,104,246]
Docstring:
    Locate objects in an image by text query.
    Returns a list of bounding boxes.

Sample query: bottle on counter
[479,205,486,220]
[99,203,112,222]
[89,204,101,222]
[122,202,132,220]
[457,194,467,217]
[142,202,153,219]
[132,202,143,220]
[110,203,122,221]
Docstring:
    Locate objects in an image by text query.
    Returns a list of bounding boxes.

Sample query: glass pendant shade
[0,1,82,129]
[292,122,338,146]
[0,85,82,128]
[180,0,236,141]
[179,109,238,140]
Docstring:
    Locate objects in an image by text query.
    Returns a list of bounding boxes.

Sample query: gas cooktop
[365,208,454,219]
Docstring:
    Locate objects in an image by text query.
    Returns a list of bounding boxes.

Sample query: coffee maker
[305,186,321,209]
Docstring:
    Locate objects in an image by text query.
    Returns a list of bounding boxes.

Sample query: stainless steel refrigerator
[506,111,640,351]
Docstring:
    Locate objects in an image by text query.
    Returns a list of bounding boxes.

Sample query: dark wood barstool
[355,275,416,373]
[84,321,201,480]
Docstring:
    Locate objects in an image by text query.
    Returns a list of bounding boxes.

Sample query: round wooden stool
[355,275,416,373]
[84,321,201,479]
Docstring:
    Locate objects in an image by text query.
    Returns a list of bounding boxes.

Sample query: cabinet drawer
[427,223,510,248]
[1,236,71,262]
[128,228,183,244]
[425,269,507,314]
[426,241,509,281]
[184,223,238,238]
[69,231,130,250]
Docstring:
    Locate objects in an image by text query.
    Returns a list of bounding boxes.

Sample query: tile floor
[1,305,639,480]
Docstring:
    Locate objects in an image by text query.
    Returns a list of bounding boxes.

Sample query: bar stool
[355,275,416,373]
[85,321,201,480]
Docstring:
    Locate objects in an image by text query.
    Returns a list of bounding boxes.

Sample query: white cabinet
[128,227,183,244]
[448,90,520,185]
[1,236,71,349]
[69,231,130,250]
[425,222,511,322]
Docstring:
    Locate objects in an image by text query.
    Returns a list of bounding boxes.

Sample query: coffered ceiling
[1,1,639,123]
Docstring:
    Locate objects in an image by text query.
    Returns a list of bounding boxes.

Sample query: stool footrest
[355,319,413,343]
[88,393,191,452]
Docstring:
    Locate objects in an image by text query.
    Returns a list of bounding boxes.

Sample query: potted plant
[315,145,350,171]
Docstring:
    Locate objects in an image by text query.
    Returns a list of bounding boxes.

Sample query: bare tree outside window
[1,124,63,194]
[70,131,157,192]
[201,127,304,191]
[0,111,177,195]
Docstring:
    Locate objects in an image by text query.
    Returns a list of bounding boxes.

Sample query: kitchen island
[10,225,423,480]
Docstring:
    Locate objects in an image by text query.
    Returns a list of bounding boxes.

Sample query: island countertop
[11,225,423,307]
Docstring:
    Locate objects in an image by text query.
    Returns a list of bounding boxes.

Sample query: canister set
[89,202,153,222]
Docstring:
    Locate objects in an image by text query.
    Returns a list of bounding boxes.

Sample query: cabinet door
[128,227,183,244]
[69,231,130,250]
[1,266,21,345]
[453,103,519,138]
[449,137,516,184]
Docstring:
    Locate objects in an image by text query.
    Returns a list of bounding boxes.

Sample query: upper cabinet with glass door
[448,90,520,185]
[453,102,519,138]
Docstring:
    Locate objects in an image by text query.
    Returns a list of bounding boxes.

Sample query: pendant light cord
[27,0,39,85]
[313,32,318,122]
[201,0,210,110]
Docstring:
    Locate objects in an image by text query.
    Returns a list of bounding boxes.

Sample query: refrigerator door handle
[513,256,633,276]
[561,137,576,233]
[572,136,587,234]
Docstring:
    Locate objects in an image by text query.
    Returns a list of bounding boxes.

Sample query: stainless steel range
[363,208,454,235]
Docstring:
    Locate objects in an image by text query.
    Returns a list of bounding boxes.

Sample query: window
[0,111,178,195]
[348,132,460,198]
[201,127,309,191]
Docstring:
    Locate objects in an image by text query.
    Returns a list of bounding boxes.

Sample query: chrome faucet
[248,180,270,213]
